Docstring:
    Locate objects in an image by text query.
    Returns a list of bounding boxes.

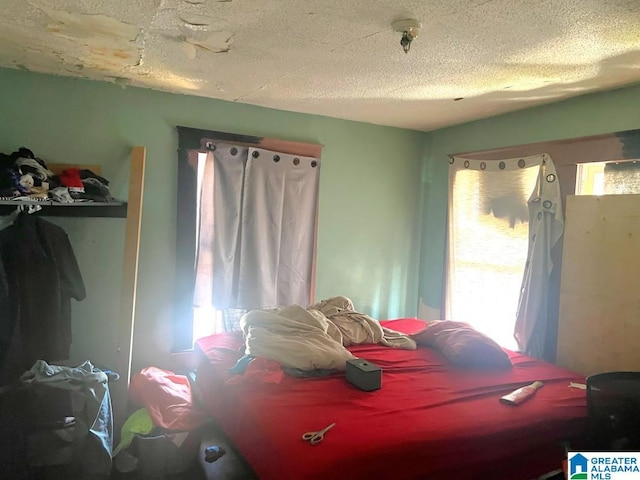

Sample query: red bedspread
[194,319,587,480]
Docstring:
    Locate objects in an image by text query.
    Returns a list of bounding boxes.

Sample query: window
[446,161,539,350]
[577,160,640,195]
[442,128,640,360]
[174,127,322,351]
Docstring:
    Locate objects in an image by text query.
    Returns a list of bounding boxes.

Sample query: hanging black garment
[0,214,86,381]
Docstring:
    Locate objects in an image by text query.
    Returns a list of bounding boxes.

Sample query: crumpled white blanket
[310,296,416,350]
[240,296,416,371]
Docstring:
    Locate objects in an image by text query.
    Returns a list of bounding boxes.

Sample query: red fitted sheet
[194,318,587,480]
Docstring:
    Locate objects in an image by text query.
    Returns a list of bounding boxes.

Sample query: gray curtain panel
[194,143,320,311]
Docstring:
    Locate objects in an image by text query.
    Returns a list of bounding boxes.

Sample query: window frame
[174,126,323,352]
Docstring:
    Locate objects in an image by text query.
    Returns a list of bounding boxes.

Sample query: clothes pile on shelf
[0,146,113,203]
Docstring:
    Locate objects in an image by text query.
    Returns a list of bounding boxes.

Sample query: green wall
[0,67,425,373]
[4,65,638,375]
[419,83,640,313]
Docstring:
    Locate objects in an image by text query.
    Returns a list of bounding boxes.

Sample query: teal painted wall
[0,67,425,372]
[419,83,640,313]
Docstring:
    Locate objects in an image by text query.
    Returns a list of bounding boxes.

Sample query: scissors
[302,422,336,445]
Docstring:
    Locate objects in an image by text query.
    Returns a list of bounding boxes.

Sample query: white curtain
[513,155,564,357]
[194,143,320,313]
[445,154,563,355]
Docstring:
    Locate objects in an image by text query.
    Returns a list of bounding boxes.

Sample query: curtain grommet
[230,147,238,155]
[252,151,260,158]
[293,157,300,166]
[273,155,280,162]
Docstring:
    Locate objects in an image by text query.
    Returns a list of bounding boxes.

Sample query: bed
[193,318,587,480]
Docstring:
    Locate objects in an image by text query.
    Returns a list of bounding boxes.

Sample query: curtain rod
[448,128,640,161]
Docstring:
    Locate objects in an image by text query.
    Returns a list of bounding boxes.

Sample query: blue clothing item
[228,354,255,374]
[205,445,226,463]
[21,360,113,479]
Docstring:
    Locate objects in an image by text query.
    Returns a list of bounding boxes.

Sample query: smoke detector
[392,19,422,53]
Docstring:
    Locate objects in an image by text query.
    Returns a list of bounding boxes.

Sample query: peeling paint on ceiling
[0,0,639,131]
[33,2,142,71]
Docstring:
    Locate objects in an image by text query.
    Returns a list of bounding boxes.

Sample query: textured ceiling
[0,0,639,131]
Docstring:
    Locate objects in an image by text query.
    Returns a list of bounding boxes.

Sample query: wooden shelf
[0,200,127,218]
